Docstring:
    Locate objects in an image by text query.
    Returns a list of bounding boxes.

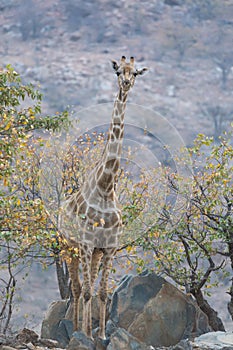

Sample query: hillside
[1,0,233,144]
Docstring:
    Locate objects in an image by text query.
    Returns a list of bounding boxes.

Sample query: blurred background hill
[1,0,233,143]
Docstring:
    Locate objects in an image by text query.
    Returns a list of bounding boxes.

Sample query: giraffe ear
[135,67,149,76]
[111,60,119,72]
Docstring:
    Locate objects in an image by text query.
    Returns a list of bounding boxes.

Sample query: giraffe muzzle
[122,80,131,90]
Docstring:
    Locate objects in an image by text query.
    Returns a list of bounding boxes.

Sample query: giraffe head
[111,56,148,92]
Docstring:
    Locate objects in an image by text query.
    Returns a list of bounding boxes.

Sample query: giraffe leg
[79,243,93,338]
[67,256,81,331]
[91,248,103,287]
[98,248,115,339]
[90,249,103,333]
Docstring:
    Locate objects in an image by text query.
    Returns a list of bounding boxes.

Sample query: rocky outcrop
[109,273,211,348]
[41,300,68,340]
[40,272,212,349]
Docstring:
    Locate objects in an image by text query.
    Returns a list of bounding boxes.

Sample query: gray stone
[106,319,118,338]
[107,328,153,350]
[193,331,233,349]
[41,300,68,340]
[109,272,211,348]
[67,331,95,350]
[171,339,193,350]
[70,31,82,41]
[15,328,39,344]
[56,319,73,347]
[109,273,165,329]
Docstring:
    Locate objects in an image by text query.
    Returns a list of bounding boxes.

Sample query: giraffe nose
[124,80,130,87]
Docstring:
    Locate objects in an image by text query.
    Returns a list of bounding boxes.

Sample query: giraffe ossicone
[59,56,148,339]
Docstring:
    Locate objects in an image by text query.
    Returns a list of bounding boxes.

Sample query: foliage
[0,65,70,333]
[124,129,233,330]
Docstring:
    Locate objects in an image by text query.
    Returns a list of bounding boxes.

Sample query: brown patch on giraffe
[114,107,119,116]
[105,159,115,169]
[113,126,120,138]
[78,199,87,217]
[98,171,113,189]
[101,188,114,201]
[102,211,119,228]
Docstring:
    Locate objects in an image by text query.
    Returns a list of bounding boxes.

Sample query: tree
[131,130,233,330]
[200,104,233,141]
[214,52,233,91]
[0,65,70,333]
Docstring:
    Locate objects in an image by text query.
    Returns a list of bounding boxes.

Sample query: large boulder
[109,272,211,347]
[41,300,68,340]
[41,272,212,349]
[107,328,153,350]
[109,273,165,329]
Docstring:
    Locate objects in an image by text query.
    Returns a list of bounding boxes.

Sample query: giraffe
[59,56,148,339]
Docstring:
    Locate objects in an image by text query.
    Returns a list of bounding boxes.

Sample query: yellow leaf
[5,122,11,130]
[126,246,132,253]
[16,199,21,206]
[93,222,99,227]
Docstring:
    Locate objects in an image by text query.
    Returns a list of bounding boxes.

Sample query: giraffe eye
[116,71,121,76]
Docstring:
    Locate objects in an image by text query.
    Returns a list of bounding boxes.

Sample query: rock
[70,31,82,41]
[109,273,165,329]
[109,272,211,347]
[39,338,60,348]
[106,319,118,338]
[107,328,153,350]
[193,331,233,349]
[41,295,109,346]
[164,0,183,6]
[67,331,95,350]
[41,300,68,340]
[56,319,73,347]
[15,328,39,344]
[170,339,192,350]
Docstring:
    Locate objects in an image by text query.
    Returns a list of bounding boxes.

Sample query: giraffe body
[59,56,148,339]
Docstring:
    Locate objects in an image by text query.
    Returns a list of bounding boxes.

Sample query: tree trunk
[55,256,71,300]
[192,288,225,331]
[227,282,233,321]
[227,241,233,320]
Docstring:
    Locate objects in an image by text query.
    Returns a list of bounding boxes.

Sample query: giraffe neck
[96,88,128,194]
